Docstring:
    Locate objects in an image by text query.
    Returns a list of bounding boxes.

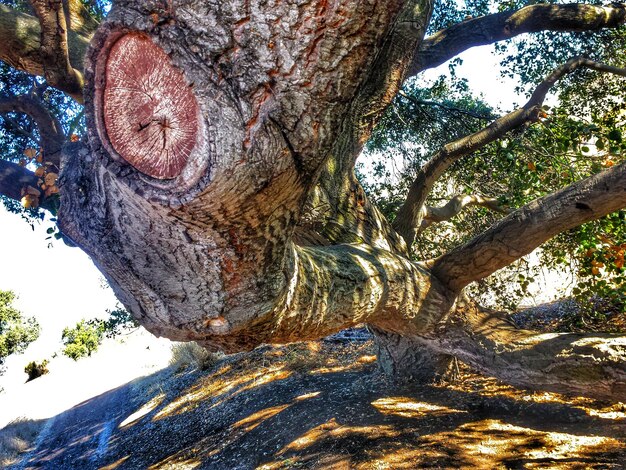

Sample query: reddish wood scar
[102,33,199,179]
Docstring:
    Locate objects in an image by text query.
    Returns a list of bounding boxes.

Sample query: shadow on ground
[16,340,626,469]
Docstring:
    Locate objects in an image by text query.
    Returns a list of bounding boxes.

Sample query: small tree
[61,319,103,360]
[0,290,40,372]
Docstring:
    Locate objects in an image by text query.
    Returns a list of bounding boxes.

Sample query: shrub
[24,359,49,382]
[0,290,40,371]
[169,342,221,371]
[61,319,103,360]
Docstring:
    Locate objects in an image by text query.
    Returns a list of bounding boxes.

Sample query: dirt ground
[19,333,626,470]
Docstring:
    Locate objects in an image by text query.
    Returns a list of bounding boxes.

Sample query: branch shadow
[17,342,626,470]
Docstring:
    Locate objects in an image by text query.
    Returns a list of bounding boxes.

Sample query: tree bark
[422,304,626,400]
[2,0,622,401]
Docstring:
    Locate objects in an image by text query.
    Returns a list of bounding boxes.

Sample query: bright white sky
[0,209,117,357]
[0,44,541,361]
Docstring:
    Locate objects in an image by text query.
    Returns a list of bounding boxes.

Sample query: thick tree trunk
[47,0,626,401]
[58,0,444,352]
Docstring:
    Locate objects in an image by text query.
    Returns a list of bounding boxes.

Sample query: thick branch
[422,305,626,401]
[411,3,626,75]
[0,95,65,167]
[29,0,84,101]
[0,4,89,96]
[419,194,511,232]
[296,0,433,256]
[432,160,626,292]
[393,57,626,248]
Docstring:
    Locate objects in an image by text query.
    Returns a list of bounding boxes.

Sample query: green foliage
[60,306,137,360]
[61,319,103,360]
[96,306,138,339]
[359,8,626,316]
[24,359,49,382]
[0,290,40,370]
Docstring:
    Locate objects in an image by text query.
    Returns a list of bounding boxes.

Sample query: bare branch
[0,94,65,167]
[0,4,89,97]
[432,160,626,292]
[393,57,626,248]
[419,194,511,233]
[29,0,84,101]
[410,3,626,75]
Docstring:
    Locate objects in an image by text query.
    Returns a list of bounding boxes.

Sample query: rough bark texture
[423,304,626,400]
[59,0,445,354]
[1,0,624,401]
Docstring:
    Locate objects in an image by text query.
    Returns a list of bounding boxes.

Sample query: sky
[0,43,542,364]
[0,209,118,357]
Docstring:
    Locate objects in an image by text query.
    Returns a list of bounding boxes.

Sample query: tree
[0,0,625,400]
[60,306,136,360]
[61,318,103,360]
[0,289,40,370]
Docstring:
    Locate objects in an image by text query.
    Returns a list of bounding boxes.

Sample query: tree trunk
[47,0,626,401]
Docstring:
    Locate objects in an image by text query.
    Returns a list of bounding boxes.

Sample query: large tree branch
[393,57,626,248]
[0,4,89,96]
[421,304,626,401]
[432,160,626,292]
[419,194,511,233]
[29,0,84,101]
[0,95,65,167]
[410,2,626,75]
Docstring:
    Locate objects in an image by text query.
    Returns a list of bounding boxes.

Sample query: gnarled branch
[29,0,85,101]
[393,57,626,248]
[432,160,626,292]
[421,304,626,401]
[0,4,90,98]
[410,2,626,75]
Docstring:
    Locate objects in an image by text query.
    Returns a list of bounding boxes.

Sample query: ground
[3,322,625,470]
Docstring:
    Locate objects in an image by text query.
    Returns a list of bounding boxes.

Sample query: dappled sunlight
[585,403,626,420]
[309,354,377,374]
[118,393,165,429]
[153,364,291,420]
[421,419,620,467]
[570,335,626,353]
[294,391,321,401]
[278,418,399,454]
[356,448,447,470]
[147,454,201,469]
[372,396,466,418]
[233,404,291,432]
[99,455,130,469]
